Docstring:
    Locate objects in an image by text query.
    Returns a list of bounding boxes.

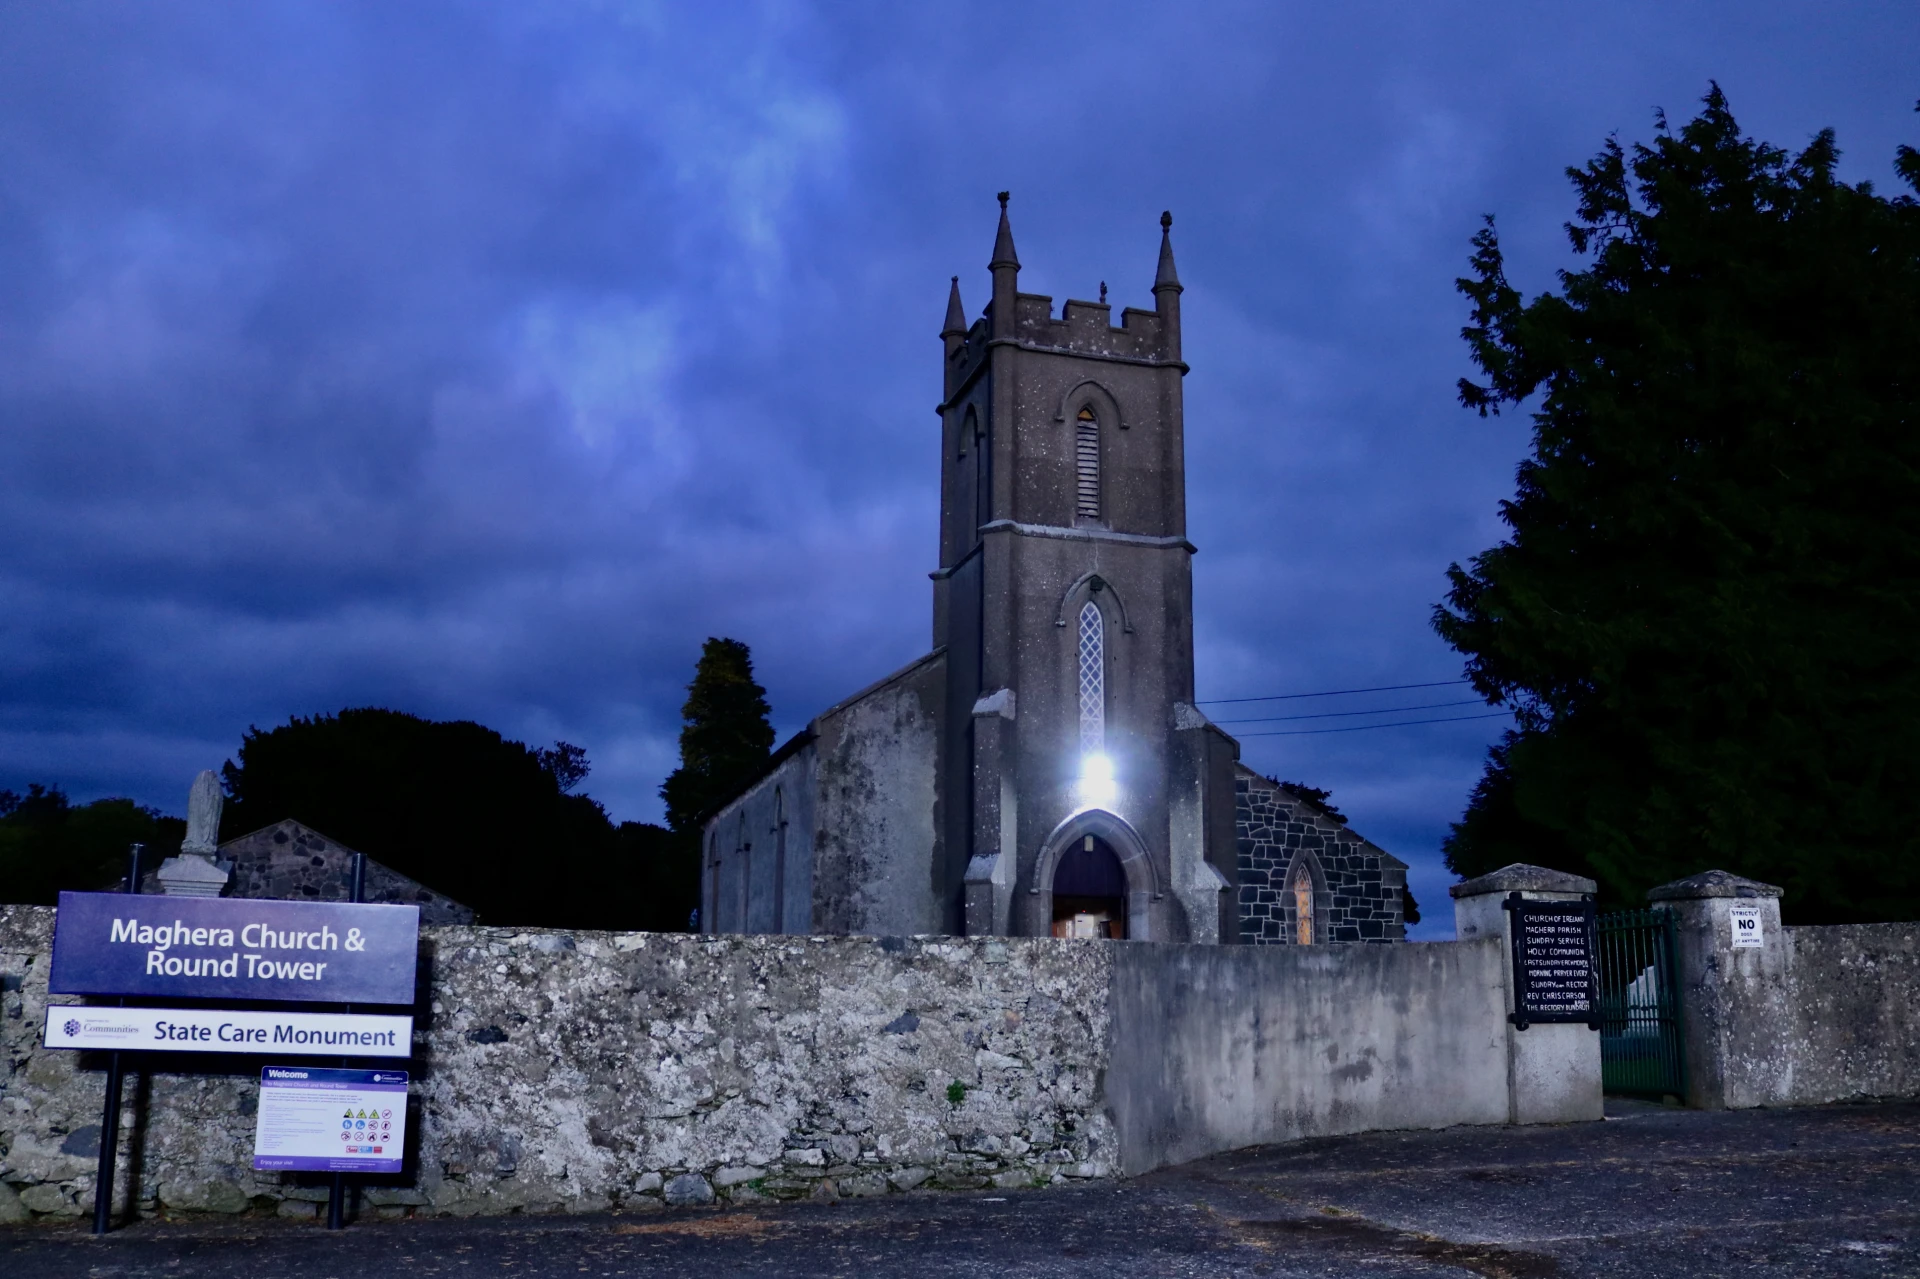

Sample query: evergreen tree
[222,708,687,929]
[1436,89,1920,922]
[0,785,185,904]
[660,638,775,835]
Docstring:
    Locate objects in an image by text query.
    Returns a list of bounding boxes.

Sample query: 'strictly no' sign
[1728,902,1765,949]
[50,892,419,1005]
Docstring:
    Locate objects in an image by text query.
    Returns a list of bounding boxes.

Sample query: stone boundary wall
[2,904,1591,1225]
[1778,924,1920,1105]
[1,908,1117,1223]
[1106,936,1513,1173]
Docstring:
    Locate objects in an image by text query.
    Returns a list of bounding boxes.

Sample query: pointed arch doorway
[1051,834,1127,938]
[1031,809,1155,940]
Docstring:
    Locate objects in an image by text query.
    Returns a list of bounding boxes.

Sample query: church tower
[933,196,1240,941]
[698,196,1405,945]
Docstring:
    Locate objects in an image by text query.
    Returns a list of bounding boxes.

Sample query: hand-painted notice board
[50,892,420,1005]
[1504,895,1599,1029]
[254,1066,409,1174]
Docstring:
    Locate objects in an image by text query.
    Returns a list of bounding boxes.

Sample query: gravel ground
[4,1099,1916,1277]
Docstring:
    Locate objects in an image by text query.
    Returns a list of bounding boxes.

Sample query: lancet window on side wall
[1289,862,1315,945]
[1078,601,1105,753]
[972,410,991,535]
[1075,406,1100,520]
[772,787,787,935]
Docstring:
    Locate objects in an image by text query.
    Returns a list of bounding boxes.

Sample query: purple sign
[254,1066,409,1173]
[50,892,419,1005]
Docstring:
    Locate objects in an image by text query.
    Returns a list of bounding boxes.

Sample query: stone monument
[154,770,232,898]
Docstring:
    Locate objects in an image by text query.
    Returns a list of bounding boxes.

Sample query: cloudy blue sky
[2,2,1914,934]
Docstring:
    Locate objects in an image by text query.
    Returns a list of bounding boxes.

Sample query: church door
[1051,835,1127,939]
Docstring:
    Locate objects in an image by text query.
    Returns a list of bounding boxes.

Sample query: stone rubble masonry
[134,820,475,925]
[0,906,1116,1222]
[1234,771,1406,945]
[221,821,476,925]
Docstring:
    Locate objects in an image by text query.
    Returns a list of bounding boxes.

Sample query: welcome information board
[49,892,419,1005]
[254,1066,409,1174]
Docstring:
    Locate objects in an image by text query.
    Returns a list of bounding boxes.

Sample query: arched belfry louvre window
[1075,406,1099,520]
[1077,601,1105,753]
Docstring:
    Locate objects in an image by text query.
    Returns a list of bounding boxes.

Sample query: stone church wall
[810,650,945,936]
[703,743,817,936]
[1234,770,1406,944]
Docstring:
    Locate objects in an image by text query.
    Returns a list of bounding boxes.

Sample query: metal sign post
[326,852,367,1231]
[91,842,142,1235]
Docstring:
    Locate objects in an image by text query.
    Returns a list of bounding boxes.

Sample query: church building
[702,198,1409,944]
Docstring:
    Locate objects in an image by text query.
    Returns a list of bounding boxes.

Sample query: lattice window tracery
[1078,601,1105,753]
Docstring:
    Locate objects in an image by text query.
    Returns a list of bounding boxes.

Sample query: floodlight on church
[1078,752,1118,808]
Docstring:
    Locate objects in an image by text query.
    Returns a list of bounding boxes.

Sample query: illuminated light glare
[1078,753,1118,807]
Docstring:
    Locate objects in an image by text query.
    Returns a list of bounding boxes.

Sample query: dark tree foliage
[536,742,591,794]
[0,784,185,905]
[1437,88,1920,922]
[1274,780,1346,824]
[656,638,774,932]
[660,638,775,834]
[221,709,687,930]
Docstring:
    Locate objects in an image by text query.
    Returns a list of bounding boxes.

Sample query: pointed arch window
[736,815,751,934]
[705,832,719,933]
[1075,406,1100,520]
[772,787,787,934]
[975,414,992,532]
[1077,601,1105,753]
[1289,863,1315,945]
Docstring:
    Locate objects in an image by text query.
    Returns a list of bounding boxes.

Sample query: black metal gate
[1596,907,1686,1099]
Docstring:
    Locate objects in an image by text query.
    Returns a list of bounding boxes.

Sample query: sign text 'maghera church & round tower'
[702,196,1411,947]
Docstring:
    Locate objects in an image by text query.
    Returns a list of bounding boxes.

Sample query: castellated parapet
[1015,294,1173,362]
[945,293,1177,394]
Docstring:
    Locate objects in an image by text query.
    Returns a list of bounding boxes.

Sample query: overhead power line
[1233,710,1512,738]
[1214,698,1486,726]
[1196,679,1470,706]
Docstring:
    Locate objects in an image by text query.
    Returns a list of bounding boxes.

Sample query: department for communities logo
[63,1019,80,1037]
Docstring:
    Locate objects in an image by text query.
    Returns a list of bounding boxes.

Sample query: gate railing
[1596,907,1687,1099]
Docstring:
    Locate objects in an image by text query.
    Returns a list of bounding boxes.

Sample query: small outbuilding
[143,818,474,925]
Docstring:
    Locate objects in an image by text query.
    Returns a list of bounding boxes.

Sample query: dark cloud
[2,1,1914,934]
